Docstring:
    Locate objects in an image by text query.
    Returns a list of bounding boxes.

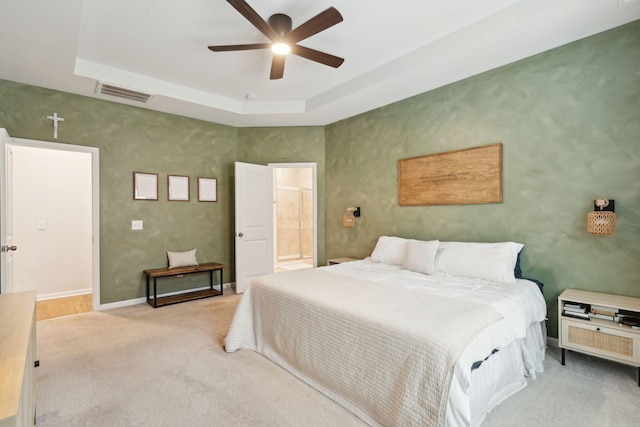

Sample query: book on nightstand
[619,316,640,327]
[564,301,589,311]
[589,312,615,321]
[590,304,618,318]
[562,310,590,320]
[562,302,590,319]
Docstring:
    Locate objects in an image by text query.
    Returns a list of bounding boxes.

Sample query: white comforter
[225,260,546,426]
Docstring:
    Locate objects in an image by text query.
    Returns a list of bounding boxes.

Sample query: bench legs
[145,276,159,308]
[210,269,223,292]
[146,268,223,308]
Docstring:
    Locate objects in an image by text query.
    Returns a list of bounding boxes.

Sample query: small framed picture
[198,177,217,202]
[168,175,190,201]
[133,172,158,200]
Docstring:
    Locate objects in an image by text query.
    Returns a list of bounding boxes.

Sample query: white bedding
[225,259,546,426]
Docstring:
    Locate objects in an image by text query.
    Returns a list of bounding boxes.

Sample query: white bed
[225,239,547,427]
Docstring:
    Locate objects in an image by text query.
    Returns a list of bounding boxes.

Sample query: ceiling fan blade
[270,55,285,80]
[285,7,343,44]
[291,45,344,68]
[227,0,278,41]
[208,43,271,52]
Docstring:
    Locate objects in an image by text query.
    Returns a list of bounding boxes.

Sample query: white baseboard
[95,282,234,311]
[97,296,147,311]
[37,288,92,301]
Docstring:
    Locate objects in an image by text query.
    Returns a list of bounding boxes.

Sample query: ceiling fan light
[271,43,291,55]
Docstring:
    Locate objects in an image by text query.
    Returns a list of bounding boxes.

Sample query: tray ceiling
[1,0,638,127]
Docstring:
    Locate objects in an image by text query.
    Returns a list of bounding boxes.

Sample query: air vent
[95,82,154,103]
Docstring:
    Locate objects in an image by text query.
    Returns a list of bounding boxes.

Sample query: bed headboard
[515,253,544,294]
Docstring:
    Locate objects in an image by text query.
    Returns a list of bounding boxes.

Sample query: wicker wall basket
[587,211,616,235]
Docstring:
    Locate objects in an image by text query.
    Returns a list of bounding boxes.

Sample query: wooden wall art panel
[398,143,502,206]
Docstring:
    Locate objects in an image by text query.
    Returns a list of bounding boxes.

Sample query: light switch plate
[36,219,46,230]
[131,220,143,231]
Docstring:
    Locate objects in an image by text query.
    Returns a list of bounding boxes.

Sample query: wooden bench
[143,262,224,308]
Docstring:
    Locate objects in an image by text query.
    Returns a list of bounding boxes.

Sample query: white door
[0,128,16,294]
[234,162,274,293]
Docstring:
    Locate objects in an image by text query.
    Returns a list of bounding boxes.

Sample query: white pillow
[403,240,439,275]
[167,249,199,268]
[435,241,524,283]
[370,236,408,265]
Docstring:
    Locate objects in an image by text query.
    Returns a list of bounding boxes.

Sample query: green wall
[0,21,638,338]
[0,83,328,305]
[0,81,237,304]
[325,21,640,337]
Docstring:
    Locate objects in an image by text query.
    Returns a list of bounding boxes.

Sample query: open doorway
[9,137,99,318]
[234,162,317,293]
[272,164,316,273]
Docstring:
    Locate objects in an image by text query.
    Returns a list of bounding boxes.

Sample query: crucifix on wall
[46,112,65,139]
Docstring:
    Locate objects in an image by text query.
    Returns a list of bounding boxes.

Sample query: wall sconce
[342,206,361,228]
[587,198,616,235]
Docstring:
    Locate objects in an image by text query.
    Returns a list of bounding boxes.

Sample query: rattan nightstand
[558,288,640,386]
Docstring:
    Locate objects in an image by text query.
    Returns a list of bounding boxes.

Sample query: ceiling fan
[208,0,344,80]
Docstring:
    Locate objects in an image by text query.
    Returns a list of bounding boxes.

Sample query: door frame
[269,162,318,268]
[10,137,100,308]
[0,129,11,293]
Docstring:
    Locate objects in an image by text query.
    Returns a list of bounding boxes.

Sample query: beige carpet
[36,290,640,426]
[35,291,364,427]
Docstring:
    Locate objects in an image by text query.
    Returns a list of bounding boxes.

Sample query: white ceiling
[1,0,639,127]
